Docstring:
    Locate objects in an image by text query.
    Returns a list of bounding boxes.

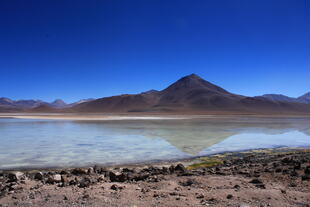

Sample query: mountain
[259,92,310,104]
[0,97,14,106]
[154,74,243,110]
[0,97,44,109]
[1,74,310,114]
[0,97,96,112]
[69,74,310,114]
[50,99,67,108]
[68,98,95,107]
[27,103,60,113]
[261,94,297,103]
[297,92,310,103]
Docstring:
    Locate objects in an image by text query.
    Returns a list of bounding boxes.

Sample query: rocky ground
[0,149,310,207]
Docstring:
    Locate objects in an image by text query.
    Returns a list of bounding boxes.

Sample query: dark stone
[46,174,62,184]
[227,194,233,199]
[162,167,170,174]
[87,167,94,174]
[60,170,69,175]
[249,178,263,184]
[110,184,123,191]
[69,179,78,185]
[255,184,266,189]
[169,165,175,174]
[281,157,292,164]
[60,175,69,187]
[7,172,24,182]
[34,172,44,180]
[109,171,127,182]
[78,177,91,188]
[275,168,282,173]
[175,164,186,173]
[234,184,240,189]
[196,194,204,199]
[302,174,310,181]
[127,172,150,181]
[179,179,197,187]
[71,168,88,175]
[294,163,301,170]
[290,170,299,177]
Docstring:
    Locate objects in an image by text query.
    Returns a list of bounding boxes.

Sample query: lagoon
[1,116,310,169]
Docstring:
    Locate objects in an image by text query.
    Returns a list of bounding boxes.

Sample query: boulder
[87,167,94,174]
[7,172,24,182]
[34,172,44,180]
[78,177,91,188]
[71,168,88,175]
[109,171,127,182]
[46,174,62,184]
[175,164,186,173]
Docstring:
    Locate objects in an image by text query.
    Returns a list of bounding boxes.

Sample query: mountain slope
[70,74,310,114]
[50,99,67,108]
[0,97,44,109]
[297,92,310,103]
[261,94,297,103]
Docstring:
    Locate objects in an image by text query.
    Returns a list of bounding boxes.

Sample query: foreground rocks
[0,149,310,207]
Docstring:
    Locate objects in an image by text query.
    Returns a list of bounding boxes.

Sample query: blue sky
[0,0,310,103]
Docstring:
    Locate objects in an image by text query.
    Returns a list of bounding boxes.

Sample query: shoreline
[1,147,309,206]
[2,113,310,121]
[1,147,310,172]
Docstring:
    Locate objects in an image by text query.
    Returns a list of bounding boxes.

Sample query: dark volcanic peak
[163,74,230,95]
[155,74,240,109]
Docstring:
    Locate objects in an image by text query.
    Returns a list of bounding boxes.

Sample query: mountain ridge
[1,74,310,114]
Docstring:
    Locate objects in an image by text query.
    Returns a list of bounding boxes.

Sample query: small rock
[179,178,197,187]
[46,174,62,184]
[196,194,204,199]
[249,178,263,184]
[110,184,123,191]
[302,174,310,181]
[87,167,94,174]
[109,171,127,182]
[234,184,240,189]
[28,192,35,199]
[78,177,91,188]
[227,194,233,199]
[34,172,44,180]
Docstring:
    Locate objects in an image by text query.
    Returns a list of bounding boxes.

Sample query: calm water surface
[1,117,310,169]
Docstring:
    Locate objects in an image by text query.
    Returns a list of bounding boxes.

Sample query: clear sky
[1,0,310,103]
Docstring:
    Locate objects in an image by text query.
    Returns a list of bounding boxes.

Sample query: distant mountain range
[0,97,94,112]
[259,93,310,104]
[1,74,310,114]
